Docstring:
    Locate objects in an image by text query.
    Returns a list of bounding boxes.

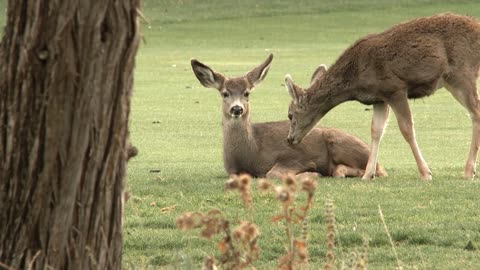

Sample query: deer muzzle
[287,135,298,145]
[230,105,244,118]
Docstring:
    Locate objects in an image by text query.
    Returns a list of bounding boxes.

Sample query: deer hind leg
[444,75,480,179]
[466,109,480,180]
[333,164,365,178]
[388,94,432,180]
[363,103,390,180]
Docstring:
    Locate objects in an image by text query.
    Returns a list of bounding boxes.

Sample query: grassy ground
[126,1,480,269]
[1,0,480,269]
[125,1,480,269]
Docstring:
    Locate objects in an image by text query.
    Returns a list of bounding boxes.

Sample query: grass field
[126,1,480,269]
[125,1,480,269]
[2,0,480,269]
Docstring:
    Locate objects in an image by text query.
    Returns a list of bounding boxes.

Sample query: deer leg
[465,115,480,179]
[266,163,301,179]
[296,171,321,179]
[333,164,365,178]
[363,103,390,180]
[388,94,432,180]
[266,165,288,179]
[266,164,320,179]
[444,79,480,179]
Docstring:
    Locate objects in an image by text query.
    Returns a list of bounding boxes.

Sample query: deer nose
[230,106,243,117]
[287,136,294,144]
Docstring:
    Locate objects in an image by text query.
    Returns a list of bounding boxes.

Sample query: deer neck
[222,115,258,153]
[307,72,354,115]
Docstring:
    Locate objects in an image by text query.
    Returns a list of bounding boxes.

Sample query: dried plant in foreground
[259,173,318,269]
[225,174,254,220]
[325,200,335,270]
[203,256,218,270]
[177,172,373,270]
[324,199,370,270]
[176,175,260,270]
[378,205,402,270]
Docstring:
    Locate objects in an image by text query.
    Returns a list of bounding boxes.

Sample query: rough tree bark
[0,0,140,269]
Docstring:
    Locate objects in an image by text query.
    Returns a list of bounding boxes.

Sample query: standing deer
[191,54,386,178]
[284,13,480,180]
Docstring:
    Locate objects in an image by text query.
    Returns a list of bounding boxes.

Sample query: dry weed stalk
[378,205,402,270]
[340,238,369,270]
[325,200,370,270]
[177,172,371,269]
[177,175,260,270]
[325,199,335,270]
[225,174,254,220]
[203,256,218,270]
[356,238,369,270]
[259,173,318,269]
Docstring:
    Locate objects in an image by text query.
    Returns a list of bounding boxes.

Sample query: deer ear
[246,53,273,86]
[310,64,328,84]
[285,74,304,105]
[191,59,225,90]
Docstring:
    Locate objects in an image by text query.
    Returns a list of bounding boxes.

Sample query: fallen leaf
[160,205,176,213]
[271,215,285,222]
[218,240,228,253]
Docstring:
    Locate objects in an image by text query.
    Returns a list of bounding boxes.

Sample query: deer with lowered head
[284,13,480,180]
[191,54,387,179]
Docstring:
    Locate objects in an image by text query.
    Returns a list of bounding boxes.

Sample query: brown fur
[191,54,386,178]
[285,13,480,180]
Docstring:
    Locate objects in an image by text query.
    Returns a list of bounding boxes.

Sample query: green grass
[126,1,480,268]
[2,0,480,269]
[127,0,480,269]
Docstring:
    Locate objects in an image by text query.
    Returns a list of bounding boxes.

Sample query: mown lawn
[124,1,480,269]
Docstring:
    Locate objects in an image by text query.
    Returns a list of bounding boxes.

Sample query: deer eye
[288,114,293,120]
[222,92,230,98]
[243,92,250,98]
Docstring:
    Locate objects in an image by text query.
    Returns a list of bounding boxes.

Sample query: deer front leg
[266,163,292,179]
[266,163,320,179]
[389,94,432,180]
[333,164,365,178]
[363,103,390,180]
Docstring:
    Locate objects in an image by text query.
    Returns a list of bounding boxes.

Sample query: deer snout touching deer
[284,13,480,180]
[191,54,387,179]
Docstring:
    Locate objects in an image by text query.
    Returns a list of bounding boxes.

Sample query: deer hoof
[464,164,476,180]
[361,173,375,181]
[421,171,432,181]
[464,171,475,180]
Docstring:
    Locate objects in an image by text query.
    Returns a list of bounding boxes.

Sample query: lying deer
[191,54,386,178]
[284,13,480,180]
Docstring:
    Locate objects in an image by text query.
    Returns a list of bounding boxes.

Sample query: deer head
[285,64,328,144]
[191,54,273,121]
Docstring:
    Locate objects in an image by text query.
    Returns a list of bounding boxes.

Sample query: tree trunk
[0,0,141,269]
